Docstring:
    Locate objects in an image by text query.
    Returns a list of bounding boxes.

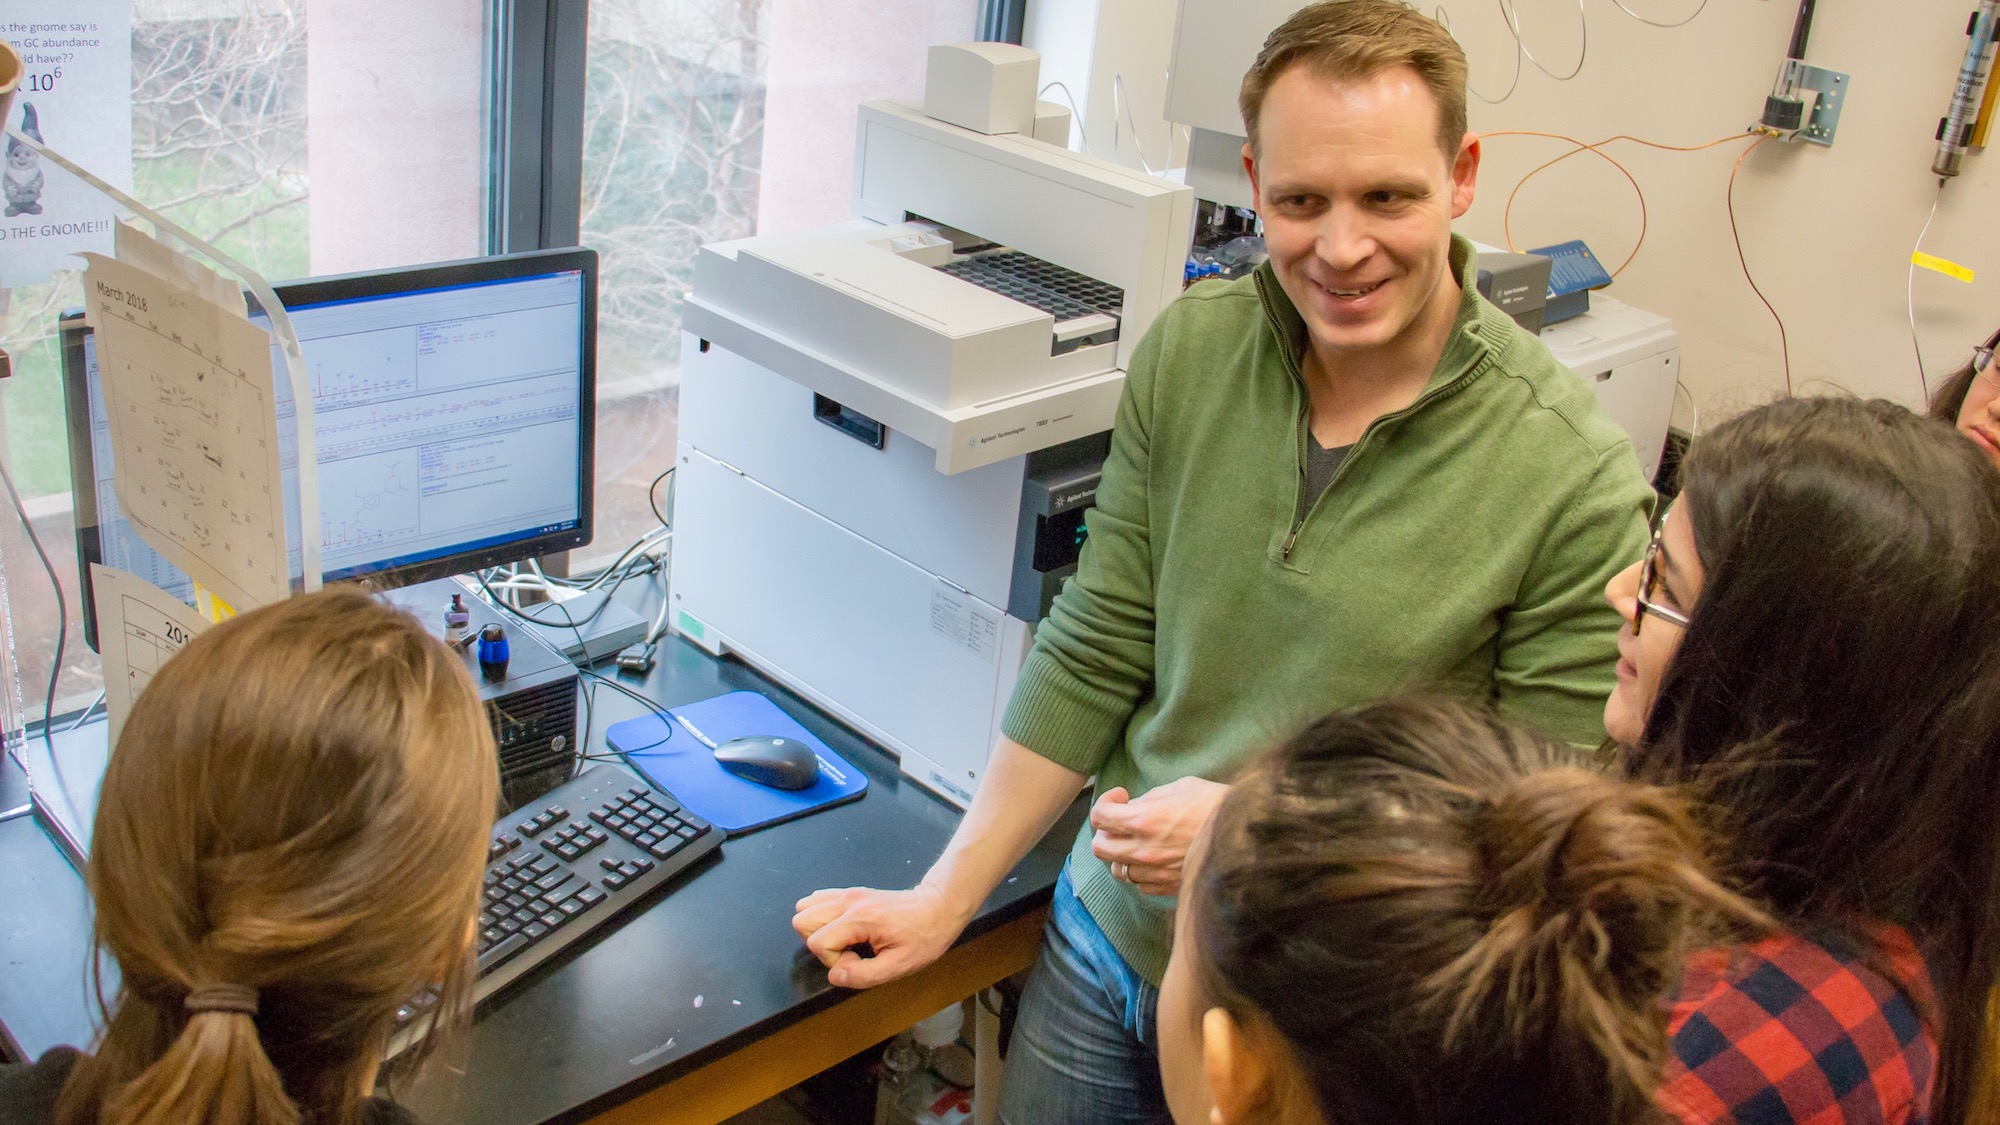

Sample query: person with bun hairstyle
[1155,698,1766,1125]
[0,589,499,1125]
[1604,396,2000,1125]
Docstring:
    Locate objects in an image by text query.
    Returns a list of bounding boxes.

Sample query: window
[0,0,486,720]
[576,0,978,566]
[0,0,985,731]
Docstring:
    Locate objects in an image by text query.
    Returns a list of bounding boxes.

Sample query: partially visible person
[1925,325,2000,470]
[1156,698,1766,1125]
[0,589,499,1125]
[1604,396,2000,1125]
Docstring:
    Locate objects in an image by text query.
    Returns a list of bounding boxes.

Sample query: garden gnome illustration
[5,103,44,217]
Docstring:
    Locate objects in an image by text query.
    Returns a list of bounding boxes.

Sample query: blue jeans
[998,866,1171,1125]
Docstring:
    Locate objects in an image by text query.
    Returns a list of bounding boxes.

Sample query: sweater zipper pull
[1281,522,1301,559]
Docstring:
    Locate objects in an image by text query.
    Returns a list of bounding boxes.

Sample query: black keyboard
[388,763,720,1054]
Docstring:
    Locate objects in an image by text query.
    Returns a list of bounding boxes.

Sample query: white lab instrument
[675,48,1194,807]
[1540,296,1681,483]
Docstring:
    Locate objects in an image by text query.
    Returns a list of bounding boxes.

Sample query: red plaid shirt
[1656,923,1937,1125]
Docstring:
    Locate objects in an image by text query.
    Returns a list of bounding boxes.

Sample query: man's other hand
[791,883,970,989]
[1089,777,1230,896]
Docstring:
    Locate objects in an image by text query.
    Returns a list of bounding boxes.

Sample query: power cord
[0,455,67,753]
[577,668,676,754]
[648,466,675,530]
[475,521,681,775]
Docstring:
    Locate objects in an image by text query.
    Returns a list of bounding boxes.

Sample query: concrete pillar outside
[305,0,483,274]
[756,0,979,235]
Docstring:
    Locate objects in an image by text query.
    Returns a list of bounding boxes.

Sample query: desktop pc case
[382,580,581,808]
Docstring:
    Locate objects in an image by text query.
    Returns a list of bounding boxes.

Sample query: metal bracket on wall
[1775,60,1851,146]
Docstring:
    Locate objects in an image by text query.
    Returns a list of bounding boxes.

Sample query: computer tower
[381,579,581,809]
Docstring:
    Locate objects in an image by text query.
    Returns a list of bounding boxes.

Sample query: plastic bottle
[874,1031,926,1125]
[876,1006,972,1125]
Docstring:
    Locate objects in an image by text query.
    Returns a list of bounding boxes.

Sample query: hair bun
[1484,768,1685,904]
[1443,765,1759,1092]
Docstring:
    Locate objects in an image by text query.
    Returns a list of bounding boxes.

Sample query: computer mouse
[713,735,821,791]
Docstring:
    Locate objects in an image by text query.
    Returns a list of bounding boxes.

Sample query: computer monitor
[60,247,598,650]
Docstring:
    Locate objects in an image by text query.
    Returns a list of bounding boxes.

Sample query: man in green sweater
[794,3,1653,1119]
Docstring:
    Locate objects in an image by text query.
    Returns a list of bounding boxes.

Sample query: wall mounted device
[675,47,1189,807]
[1932,0,2000,177]
[1753,0,1849,146]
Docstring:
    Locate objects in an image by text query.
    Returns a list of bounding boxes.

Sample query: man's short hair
[1239,0,1470,163]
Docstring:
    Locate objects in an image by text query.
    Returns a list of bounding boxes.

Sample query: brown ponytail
[100,1005,297,1125]
[56,589,498,1125]
[1189,699,1767,1125]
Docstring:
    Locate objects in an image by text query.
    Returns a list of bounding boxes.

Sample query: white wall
[1025,0,1188,173]
[1031,0,2000,424]
[1022,0,1096,152]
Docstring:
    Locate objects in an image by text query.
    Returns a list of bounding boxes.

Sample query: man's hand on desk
[1089,777,1230,897]
[792,882,974,990]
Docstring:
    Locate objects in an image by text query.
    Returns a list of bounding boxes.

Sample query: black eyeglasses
[1633,517,1690,634]
[1972,326,2000,386]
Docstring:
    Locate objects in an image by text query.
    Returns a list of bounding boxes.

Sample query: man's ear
[1202,1006,1279,1125]
[1242,142,1261,210]
[1449,131,1481,219]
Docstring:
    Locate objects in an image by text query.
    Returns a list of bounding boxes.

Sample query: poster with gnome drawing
[0,2,131,283]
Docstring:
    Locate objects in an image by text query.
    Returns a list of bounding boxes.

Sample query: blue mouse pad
[605,690,868,835]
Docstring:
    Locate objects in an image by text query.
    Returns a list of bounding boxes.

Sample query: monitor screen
[61,247,597,650]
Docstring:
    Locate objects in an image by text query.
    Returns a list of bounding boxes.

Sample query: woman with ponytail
[0,589,498,1125]
[1154,698,1766,1125]
[1603,396,2000,1125]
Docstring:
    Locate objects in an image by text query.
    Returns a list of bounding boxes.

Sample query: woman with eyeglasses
[1603,396,2000,1125]
[1927,327,2000,469]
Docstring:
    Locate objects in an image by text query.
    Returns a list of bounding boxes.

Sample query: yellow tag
[193,583,239,624]
[1913,251,1976,283]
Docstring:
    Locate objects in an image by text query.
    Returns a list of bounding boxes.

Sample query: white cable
[1431,1,1527,105]
[1607,0,1710,29]
[1442,0,1700,105]
[1908,179,1947,402]
[644,559,673,644]
[1673,379,1700,438]
[1037,80,1089,154]
[1111,74,1166,176]
[1502,0,1587,82]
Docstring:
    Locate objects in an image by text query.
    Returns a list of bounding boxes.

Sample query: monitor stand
[24,717,111,873]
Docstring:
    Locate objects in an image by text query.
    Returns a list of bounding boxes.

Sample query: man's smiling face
[1245,64,1477,364]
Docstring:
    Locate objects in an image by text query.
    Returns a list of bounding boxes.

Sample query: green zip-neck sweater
[1000,236,1654,985]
